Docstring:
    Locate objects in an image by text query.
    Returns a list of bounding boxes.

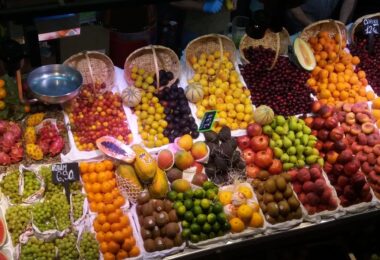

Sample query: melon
[293,38,316,71]
[121,86,142,107]
[0,251,9,260]
[0,218,6,248]
[253,105,274,125]
[185,83,204,103]
[96,136,136,163]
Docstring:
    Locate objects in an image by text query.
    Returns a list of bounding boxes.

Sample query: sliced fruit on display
[96,136,136,163]
[0,217,6,247]
[293,38,316,71]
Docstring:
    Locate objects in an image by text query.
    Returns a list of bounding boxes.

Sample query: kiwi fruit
[281,172,292,182]
[174,233,183,246]
[155,200,164,212]
[168,209,178,222]
[141,228,152,240]
[264,179,277,194]
[144,239,156,252]
[204,131,219,144]
[163,237,174,249]
[275,176,287,191]
[258,170,270,181]
[263,193,274,204]
[151,226,161,238]
[277,215,286,223]
[143,216,156,229]
[163,200,173,212]
[259,201,267,213]
[278,200,290,216]
[283,184,293,198]
[266,202,279,218]
[138,216,144,225]
[165,223,179,238]
[265,213,276,224]
[142,202,154,217]
[160,226,167,237]
[166,168,183,183]
[137,191,150,205]
[288,196,300,210]
[294,207,303,219]
[155,212,169,227]
[155,237,165,251]
[136,204,143,215]
[218,126,231,142]
[274,191,284,202]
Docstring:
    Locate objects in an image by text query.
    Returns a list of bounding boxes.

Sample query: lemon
[237,204,254,222]
[218,191,232,206]
[237,186,253,199]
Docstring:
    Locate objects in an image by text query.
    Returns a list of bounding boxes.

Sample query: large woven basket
[185,34,236,68]
[300,19,347,60]
[239,27,290,69]
[124,45,180,89]
[350,12,380,43]
[63,51,115,90]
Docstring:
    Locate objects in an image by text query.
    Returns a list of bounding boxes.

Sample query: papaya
[148,168,169,198]
[116,164,143,191]
[131,145,157,183]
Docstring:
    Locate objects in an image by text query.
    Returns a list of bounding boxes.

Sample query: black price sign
[52,163,80,203]
[199,110,217,132]
[363,18,379,35]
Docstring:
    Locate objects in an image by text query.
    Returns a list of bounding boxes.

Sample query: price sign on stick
[363,18,379,54]
[52,163,80,202]
[198,110,217,132]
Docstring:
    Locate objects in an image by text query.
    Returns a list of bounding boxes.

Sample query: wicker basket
[300,19,347,61]
[185,34,236,68]
[239,27,290,69]
[63,51,115,90]
[124,45,180,89]
[350,13,380,43]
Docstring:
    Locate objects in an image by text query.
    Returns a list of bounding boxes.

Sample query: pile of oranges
[80,160,140,260]
[306,31,375,106]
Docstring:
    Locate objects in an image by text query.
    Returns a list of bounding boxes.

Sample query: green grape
[23,171,40,199]
[6,205,31,244]
[72,193,85,222]
[70,181,82,192]
[1,171,21,204]
[79,231,99,260]
[48,193,70,231]
[32,202,56,231]
[20,236,55,260]
[55,233,79,260]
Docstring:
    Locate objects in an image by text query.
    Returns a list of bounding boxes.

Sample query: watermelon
[96,136,136,163]
[0,218,6,248]
[0,250,10,260]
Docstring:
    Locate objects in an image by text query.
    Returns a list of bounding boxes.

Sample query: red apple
[368,133,380,146]
[242,148,255,164]
[326,150,339,164]
[343,160,360,176]
[333,140,347,152]
[319,105,334,118]
[246,163,260,178]
[254,150,273,169]
[329,127,344,141]
[311,101,321,113]
[312,117,325,130]
[317,129,330,141]
[322,141,334,152]
[268,159,282,175]
[324,117,338,130]
[337,149,353,163]
[246,123,262,137]
[304,117,314,127]
[315,140,324,151]
[250,135,269,152]
[237,136,250,150]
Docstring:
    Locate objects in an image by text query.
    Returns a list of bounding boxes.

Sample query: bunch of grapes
[6,205,31,244]
[70,181,82,192]
[32,202,56,231]
[72,193,85,221]
[1,171,21,203]
[79,231,99,260]
[20,237,56,260]
[40,166,63,199]
[55,233,79,260]
[48,193,70,231]
[23,171,40,199]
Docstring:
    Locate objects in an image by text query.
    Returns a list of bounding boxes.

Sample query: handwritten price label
[52,163,79,184]
[364,18,379,35]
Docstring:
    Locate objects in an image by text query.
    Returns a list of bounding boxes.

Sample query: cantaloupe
[185,83,204,103]
[293,38,316,71]
[253,105,274,125]
[121,86,142,107]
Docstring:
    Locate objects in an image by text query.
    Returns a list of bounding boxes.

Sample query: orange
[98,171,107,183]
[319,69,328,79]
[104,193,114,204]
[109,179,116,189]
[340,91,349,100]
[334,63,345,72]
[360,78,368,86]
[320,51,328,60]
[84,183,93,193]
[122,237,135,251]
[250,202,260,212]
[101,182,113,193]
[105,231,113,242]
[92,183,101,193]
[249,212,264,228]
[95,162,106,173]
[349,75,359,85]
[108,241,120,254]
[102,222,111,233]
[309,36,318,44]
[328,51,337,61]
[307,78,316,87]
[80,162,89,173]
[107,212,120,223]
[81,173,90,183]
[120,216,130,227]
[367,91,375,100]
[97,202,105,213]
[113,230,124,242]
[116,250,128,260]
[128,245,140,257]
[87,192,95,202]
[103,252,116,260]
[372,98,380,109]
[89,172,98,183]
[237,204,254,222]
[377,119,380,128]
[90,202,97,212]
[352,56,360,65]
[96,231,106,242]
[114,196,125,208]
[105,203,116,214]
[97,213,107,224]
[94,193,103,203]
[325,64,334,73]
[229,217,245,233]
[319,31,329,38]
[88,163,96,173]
[112,189,120,198]
[104,170,114,180]
[111,222,122,232]
[104,160,114,171]
[115,208,123,217]
[100,241,109,253]
[122,226,132,238]
[93,219,102,232]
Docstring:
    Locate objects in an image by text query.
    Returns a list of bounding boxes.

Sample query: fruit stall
[0,14,380,260]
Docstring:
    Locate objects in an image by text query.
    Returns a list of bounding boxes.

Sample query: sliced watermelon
[96,136,136,163]
[0,218,6,248]
[0,250,10,260]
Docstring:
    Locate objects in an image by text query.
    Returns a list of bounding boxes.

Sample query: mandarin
[129,246,140,257]
[103,252,116,260]
[116,250,128,260]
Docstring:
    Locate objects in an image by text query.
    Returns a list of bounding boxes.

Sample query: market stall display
[1,16,380,259]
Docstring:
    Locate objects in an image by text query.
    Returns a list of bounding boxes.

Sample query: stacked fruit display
[24,113,65,160]
[136,191,183,252]
[240,46,314,116]
[80,160,140,259]
[218,183,264,233]
[168,181,230,243]
[0,120,22,165]
[6,205,31,244]
[252,172,303,224]
[288,165,338,214]
[202,126,246,184]
[262,115,323,170]
[237,123,283,179]
[306,31,374,105]
[309,102,373,206]
[67,86,132,151]
[188,51,254,131]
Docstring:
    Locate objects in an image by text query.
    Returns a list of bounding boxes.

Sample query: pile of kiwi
[136,191,183,252]
[203,126,246,184]
[252,171,302,224]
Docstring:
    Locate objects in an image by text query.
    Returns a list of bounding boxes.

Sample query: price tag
[363,18,379,35]
[198,110,217,132]
[52,163,80,202]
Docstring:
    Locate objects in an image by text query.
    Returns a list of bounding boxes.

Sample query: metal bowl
[27,64,83,104]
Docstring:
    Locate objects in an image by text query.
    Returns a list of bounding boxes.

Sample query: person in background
[171,0,234,49]
[286,0,357,34]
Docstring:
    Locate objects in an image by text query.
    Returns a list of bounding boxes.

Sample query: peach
[174,150,194,170]
[177,134,193,151]
[303,181,315,193]
[306,192,320,206]
[361,122,375,134]
[326,151,339,164]
[345,112,356,125]
[157,149,174,170]
[350,124,362,135]
[191,141,208,160]
[343,103,353,112]
[356,112,371,124]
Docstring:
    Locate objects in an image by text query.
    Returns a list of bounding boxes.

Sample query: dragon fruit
[37,138,50,155]
[0,121,8,134]
[9,145,23,163]
[0,152,11,165]
[49,136,64,156]
[7,122,21,139]
[0,121,23,165]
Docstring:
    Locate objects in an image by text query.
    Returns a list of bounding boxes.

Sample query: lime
[202,181,215,190]
[192,205,203,216]
[173,201,183,210]
[207,213,217,224]
[193,199,201,207]
[184,190,194,200]
[209,231,216,239]
[217,212,227,223]
[196,214,207,225]
[217,230,224,237]
[177,192,184,201]
[190,234,200,243]
[211,187,219,195]
[206,190,216,200]
[176,205,186,216]
[190,223,201,234]
[167,191,177,201]
[184,199,194,210]
[212,222,221,232]
[182,220,190,229]
[184,211,194,223]
[200,199,210,210]
[202,223,212,233]
[194,189,205,199]
[222,222,231,231]
[200,232,208,241]
[182,228,191,239]
[213,202,223,214]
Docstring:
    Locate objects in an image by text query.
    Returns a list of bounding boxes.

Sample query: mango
[177,134,193,151]
[175,150,194,170]
[116,164,143,190]
[171,179,191,193]
[148,168,169,198]
[131,144,157,183]
[157,149,174,170]
[191,141,208,160]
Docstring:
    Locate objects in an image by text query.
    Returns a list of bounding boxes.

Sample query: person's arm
[290,6,314,26]
[170,0,204,11]
[339,0,357,24]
